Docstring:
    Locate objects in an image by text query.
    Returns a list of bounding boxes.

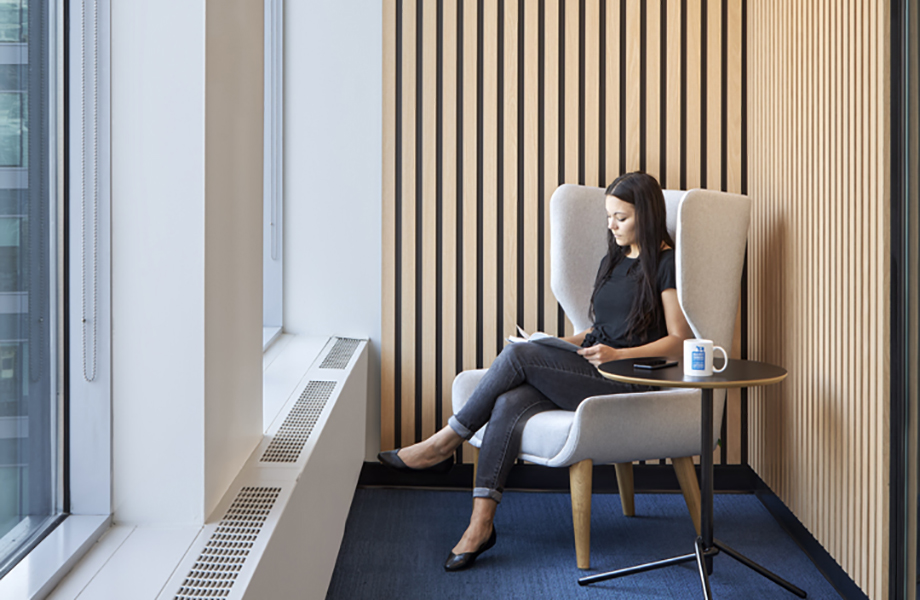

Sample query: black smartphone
[633,357,678,370]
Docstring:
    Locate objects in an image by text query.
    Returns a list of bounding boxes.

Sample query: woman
[378,172,694,571]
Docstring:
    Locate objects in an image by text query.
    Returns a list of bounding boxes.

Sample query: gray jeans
[448,342,652,503]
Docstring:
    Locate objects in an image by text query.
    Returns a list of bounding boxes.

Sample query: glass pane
[0,0,58,575]
[0,0,24,44]
[0,94,23,167]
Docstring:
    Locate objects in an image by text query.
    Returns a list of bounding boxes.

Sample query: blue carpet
[326,489,844,600]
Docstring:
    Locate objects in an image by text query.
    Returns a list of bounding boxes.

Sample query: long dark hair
[589,172,674,344]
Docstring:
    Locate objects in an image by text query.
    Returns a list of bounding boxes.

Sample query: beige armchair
[451,184,750,569]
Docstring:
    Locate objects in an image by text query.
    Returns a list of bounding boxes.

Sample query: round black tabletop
[598,357,787,389]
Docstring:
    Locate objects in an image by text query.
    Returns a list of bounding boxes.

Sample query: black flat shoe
[444,527,497,571]
[377,449,454,473]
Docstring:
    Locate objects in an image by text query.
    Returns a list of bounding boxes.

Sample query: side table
[578,358,806,599]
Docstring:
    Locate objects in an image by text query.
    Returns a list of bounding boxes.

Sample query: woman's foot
[451,520,494,555]
[394,427,460,469]
[376,448,454,473]
[444,524,496,571]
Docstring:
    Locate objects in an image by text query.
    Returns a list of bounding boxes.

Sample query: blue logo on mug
[691,346,706,370]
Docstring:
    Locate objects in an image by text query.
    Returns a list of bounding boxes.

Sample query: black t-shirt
[582,249,677,349]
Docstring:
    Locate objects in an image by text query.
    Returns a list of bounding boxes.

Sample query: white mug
[683,339,728,377]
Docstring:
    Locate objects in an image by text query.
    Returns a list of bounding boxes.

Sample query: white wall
[284,0,383,460]
[203,0,266,521]
[111,0,264,525]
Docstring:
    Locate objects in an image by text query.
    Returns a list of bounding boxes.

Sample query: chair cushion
[453,369,575,463]
[468,410,575,467]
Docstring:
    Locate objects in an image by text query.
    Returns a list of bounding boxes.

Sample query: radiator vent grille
[174,486,281,600]
[260,381,336,462]
[319,338,361,369]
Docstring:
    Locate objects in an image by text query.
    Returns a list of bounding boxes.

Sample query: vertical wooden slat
[726,0,741,193]
[684,0,701,188]
[584,0,600,186]
[624,0,640,171]
[564,0,579,184]
[421,0,438,441]
[563,0,578,338]
[817,0,827,548]
[543,0,560,336]
[382,0,397,451]
[830,0,840,559]
[459,0,481,462]
[824,0,834,549]
[462,0,479,372]
[808,0,819,534]
[481,0,499,366]
[846,2,865,573]
[869,0,878,587]
[503,0,519,345]
[858,0,869,586]
[794,0,801,517]
[844,0,854,574]
[605,0,621,182]
[706,0,721,190]
[645,0,661,181]
[665,0,681,189]
[442,0,459,430]
[794,0,805,536]
[523,0,539,333]
[400,0,418,445]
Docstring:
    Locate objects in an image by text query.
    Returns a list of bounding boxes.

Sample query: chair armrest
[544,388,706,467]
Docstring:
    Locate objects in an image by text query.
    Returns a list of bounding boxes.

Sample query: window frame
[263,0,283,341]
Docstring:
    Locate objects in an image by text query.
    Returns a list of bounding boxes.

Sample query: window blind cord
[81,0,98,383]
[270,3,280,261]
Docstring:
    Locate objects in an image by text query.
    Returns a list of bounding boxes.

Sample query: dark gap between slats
[415,0,424,443]
[394,0,404,448]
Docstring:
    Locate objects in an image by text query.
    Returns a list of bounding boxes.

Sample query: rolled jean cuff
[473,487,503,504]
[448,415,474,439]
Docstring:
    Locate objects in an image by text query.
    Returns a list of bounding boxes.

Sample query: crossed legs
[395,343,649,558]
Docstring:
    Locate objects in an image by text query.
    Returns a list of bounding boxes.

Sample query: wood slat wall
[748,1,889,598]
[382,0,745,462]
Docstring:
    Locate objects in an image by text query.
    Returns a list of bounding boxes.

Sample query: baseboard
[359,461,757,493]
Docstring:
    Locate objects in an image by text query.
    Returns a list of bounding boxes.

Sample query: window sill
[262,326,282,351]
[0,515,110,600]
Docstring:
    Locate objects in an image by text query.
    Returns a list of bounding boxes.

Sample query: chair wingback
[549,185,608,332]
[676,190,751,351]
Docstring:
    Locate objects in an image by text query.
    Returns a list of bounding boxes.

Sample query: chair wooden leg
[672,456,702,535]
[569,459,593,569]
[614,462,635,517]
[470,446,479,488]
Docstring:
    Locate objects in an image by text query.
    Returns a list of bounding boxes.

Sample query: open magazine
[506,325,581,353]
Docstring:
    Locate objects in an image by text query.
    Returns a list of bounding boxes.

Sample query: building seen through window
[0,0,59,577]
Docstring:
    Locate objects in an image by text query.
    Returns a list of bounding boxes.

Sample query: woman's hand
[577,344,620,367]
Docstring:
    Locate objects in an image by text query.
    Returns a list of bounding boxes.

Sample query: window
[0,0,62,577]
[263,0,282,348]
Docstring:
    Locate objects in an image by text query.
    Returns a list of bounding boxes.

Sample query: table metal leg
[700,389,715,574]
[695,537,713,600]
[577,552,699,586]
